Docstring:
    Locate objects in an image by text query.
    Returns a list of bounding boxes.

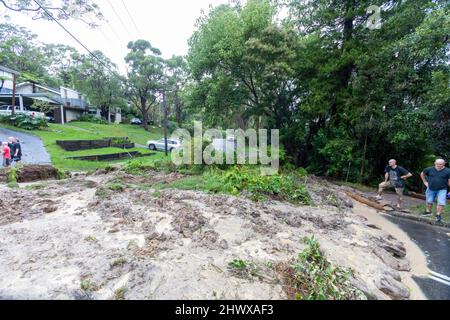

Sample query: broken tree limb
[346,192,393,211]
[408,192,426,201]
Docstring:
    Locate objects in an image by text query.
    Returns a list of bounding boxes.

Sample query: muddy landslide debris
[0,170,416,300]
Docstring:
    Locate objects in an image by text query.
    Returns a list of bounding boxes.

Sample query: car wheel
[149,144,156,150]
[169,148,174,152]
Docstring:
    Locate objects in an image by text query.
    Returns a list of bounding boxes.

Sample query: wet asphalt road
[385,215,450,300]
[0,127,51,164]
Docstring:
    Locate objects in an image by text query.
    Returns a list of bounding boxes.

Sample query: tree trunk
[360,133,368,183]
[100,104,108,119]
[140,96,149,131]
[175,90,182,125]
[163,91,168,155]
[237,116,246,130]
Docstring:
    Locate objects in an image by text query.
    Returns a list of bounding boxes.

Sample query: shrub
[110,258,128,268]
[167,120,179,133]
[0,113,48,130]
[114,287,126,300]
[206,166,311,204]
[6,167,18,183]
[56,168,68,180]
[78,114,108,124]
[278,237,366,300]
[108,182,125,191]
[123,159,147,175]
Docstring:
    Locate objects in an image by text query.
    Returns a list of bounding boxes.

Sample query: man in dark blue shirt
[376,159,412,209]
[420,159,450,223]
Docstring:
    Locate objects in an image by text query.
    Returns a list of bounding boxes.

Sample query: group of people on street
[1,137,22,167]
[376,158,450,223]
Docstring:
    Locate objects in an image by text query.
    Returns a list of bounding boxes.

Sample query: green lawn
[1,121,170,171]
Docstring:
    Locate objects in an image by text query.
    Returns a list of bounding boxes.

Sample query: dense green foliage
[186,0,450,185]
[142,161,312,205]
[0,113,48,130]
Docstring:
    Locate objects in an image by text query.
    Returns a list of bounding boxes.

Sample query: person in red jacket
[1,141,11,167]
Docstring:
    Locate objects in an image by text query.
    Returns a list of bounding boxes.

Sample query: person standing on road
[1,141,11,167]
[9,137,22,165]
[376,159,413,209]
[420,159,450,223]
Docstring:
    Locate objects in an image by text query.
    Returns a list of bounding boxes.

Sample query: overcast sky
[0,0,231,74]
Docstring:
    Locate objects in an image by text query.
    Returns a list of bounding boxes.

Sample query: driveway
[0,127,51,165]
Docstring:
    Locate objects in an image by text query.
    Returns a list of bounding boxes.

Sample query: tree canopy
[0,0,103,27]
[186,0,449,185]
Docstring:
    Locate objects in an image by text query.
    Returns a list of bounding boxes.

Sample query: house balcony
[52,96,89,111]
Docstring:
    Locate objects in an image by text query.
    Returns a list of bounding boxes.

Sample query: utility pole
[163,90,168,156]
[11,73,17,117]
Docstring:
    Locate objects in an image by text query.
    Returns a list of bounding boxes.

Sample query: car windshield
[0,105,9,110]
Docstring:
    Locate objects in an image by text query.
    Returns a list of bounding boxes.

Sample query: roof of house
[17,82,61,95]
[0,65,20,75]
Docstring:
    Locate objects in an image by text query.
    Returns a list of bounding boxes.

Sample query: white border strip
[429,275,450,287]
[429,270,450,282]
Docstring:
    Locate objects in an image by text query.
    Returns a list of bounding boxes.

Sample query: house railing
[52,96,89,109]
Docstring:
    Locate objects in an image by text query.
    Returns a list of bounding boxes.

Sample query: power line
[104,17,125,44]
[106,0,134,40]
[85,14,115,45]
[120,0,142,38]
[91,0,125,44]
[32,0,122,78]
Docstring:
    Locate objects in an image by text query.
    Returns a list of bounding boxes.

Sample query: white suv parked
[147,138,181,152]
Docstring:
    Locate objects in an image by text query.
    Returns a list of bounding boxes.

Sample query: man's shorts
[379,181,403,196]
[426,189,447,206]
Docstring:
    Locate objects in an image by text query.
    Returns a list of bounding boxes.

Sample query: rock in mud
[375,235,407,259]
[373,248,411,272]
[309,215,348,230]
[375,274,410,300]
[282,214,303,228]
[43,206,58,213]
[193,229,219,248]
[219,239,229,250]
[173,208,207,237]
[336,192,354,208]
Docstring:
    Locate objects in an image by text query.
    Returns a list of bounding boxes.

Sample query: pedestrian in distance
[376,159,413,209]
[420,159,450,223]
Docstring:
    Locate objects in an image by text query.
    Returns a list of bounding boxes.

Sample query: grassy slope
[1,122,169,171]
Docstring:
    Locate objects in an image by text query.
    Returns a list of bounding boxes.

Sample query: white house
[0,65,19,94]
[14,82,89,124]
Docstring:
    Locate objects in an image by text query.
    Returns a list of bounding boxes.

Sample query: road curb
[381,210,450,230]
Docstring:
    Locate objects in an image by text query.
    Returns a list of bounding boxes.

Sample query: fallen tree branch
[408,192,426,201]
[345,192,393,211]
